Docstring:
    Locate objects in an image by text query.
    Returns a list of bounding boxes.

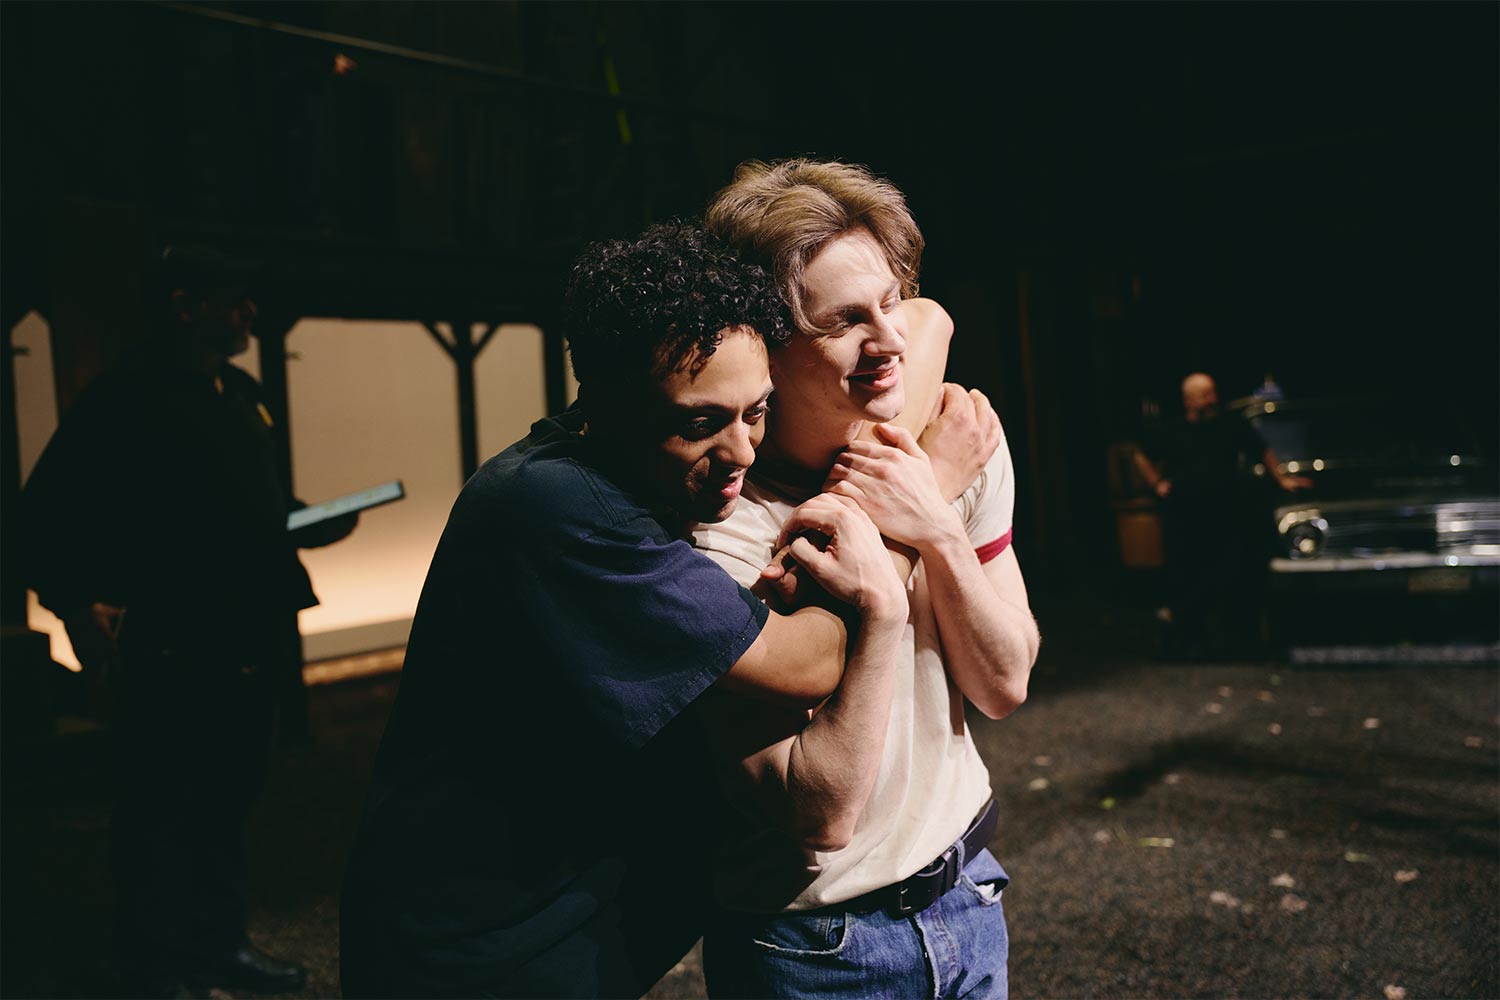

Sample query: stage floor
[3,613,1496,999]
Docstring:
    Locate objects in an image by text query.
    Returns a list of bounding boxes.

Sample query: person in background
[20,244,355,997]
[1134,371,1309,658]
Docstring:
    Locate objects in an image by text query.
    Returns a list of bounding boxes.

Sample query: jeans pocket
[958,848,1010,907]
[748,910,853,957]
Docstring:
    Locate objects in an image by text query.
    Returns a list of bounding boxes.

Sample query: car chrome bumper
[1270,552,1500,573]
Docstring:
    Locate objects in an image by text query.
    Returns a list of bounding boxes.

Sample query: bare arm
[918,526,1039,719]
[887,298,954,437]
[1264,446,1313,492]
[1133,446,1171,498]
[717,603,849,709]
[701,494,908,852]
[828,423,1039,719]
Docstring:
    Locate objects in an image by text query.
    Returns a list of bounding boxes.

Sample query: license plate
[1408,568,1473,593]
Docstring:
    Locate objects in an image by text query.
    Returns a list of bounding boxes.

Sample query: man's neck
[760,413,865,492]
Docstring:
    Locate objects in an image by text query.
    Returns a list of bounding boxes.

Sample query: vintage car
[1246,397,1500,647]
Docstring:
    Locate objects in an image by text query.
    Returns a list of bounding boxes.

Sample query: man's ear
[577,379,650,442]
[574,381,605,433]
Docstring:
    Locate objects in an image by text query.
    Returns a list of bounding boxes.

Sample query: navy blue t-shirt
[341,408,768,997]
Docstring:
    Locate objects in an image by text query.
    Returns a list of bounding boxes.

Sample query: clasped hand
[825,423,964,551]
[763,493,907,620]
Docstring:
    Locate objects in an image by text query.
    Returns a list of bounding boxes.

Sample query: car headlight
[1278,509,1328,559]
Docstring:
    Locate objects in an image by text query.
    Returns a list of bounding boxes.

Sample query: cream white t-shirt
[689,434,1016,911]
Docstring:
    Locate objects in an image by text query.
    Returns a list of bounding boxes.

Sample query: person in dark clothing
[337,222,982,998]
[1135,372,1309,656]
[21,244,354,996]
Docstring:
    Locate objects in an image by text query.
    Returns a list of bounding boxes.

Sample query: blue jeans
[704,848,1010,999]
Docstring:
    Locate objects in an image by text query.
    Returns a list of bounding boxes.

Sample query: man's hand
[773,493,907,622]
[756,544,822,612]
[825,423,966,552]
[63,602,124,674]
[1155,478,1173,499]
[289,501,360,549]
[918,384,1001,502]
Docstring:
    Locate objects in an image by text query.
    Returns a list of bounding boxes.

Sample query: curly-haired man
[338,222,983,997]
[692,160,1041,999]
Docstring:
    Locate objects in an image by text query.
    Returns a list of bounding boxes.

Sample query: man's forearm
[1133,449,1164,492]
[773,613,905,851]
[919,536,1038,720]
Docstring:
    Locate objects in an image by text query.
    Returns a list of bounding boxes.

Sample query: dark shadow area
[1090,735,1499,859]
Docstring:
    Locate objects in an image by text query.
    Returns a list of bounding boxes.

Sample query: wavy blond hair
[705,158,924,334]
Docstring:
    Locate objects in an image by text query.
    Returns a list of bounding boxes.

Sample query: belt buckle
[938,843,961,895]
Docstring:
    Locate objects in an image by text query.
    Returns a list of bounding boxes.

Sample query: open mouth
[711,474,745,502]
[849,361,901,391]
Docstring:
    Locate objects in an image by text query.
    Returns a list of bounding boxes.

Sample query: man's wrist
[913,509,970,561]
[852,602,907,640]
[854,581,908,624]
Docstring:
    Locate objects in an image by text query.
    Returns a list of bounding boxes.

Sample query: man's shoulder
[51,358,162,435]
[961,428,1013,497]
[216,362,267,404]
[952,427,1016,535]
[902,297,954,341]
[461,415,657,538]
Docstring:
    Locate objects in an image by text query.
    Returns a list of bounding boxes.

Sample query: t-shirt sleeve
[954,427,1016,564]
[520,473,769,749]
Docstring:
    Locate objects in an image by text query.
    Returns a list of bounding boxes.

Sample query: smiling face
[642,326,773,523]
[771,227,909,430]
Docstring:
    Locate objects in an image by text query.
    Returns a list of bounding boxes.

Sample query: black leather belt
[843,797,1000,919]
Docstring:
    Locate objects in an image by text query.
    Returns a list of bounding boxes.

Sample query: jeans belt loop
[940,843,961,896]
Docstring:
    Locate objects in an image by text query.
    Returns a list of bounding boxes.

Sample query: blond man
[691,159,1040,998]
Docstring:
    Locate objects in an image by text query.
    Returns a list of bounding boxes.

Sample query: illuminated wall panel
[286,319,460,660]
[14,312,77,669]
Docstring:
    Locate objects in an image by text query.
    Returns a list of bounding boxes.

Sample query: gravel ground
[3,613,1496,999]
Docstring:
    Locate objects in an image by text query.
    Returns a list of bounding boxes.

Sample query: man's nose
[715,420,757,469]
[864,309,907,358]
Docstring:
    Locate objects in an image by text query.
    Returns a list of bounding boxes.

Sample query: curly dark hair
[563,221,794,388]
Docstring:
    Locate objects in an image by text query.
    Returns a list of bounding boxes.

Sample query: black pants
[109,635,280,975]
[1161,494,1265,653]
